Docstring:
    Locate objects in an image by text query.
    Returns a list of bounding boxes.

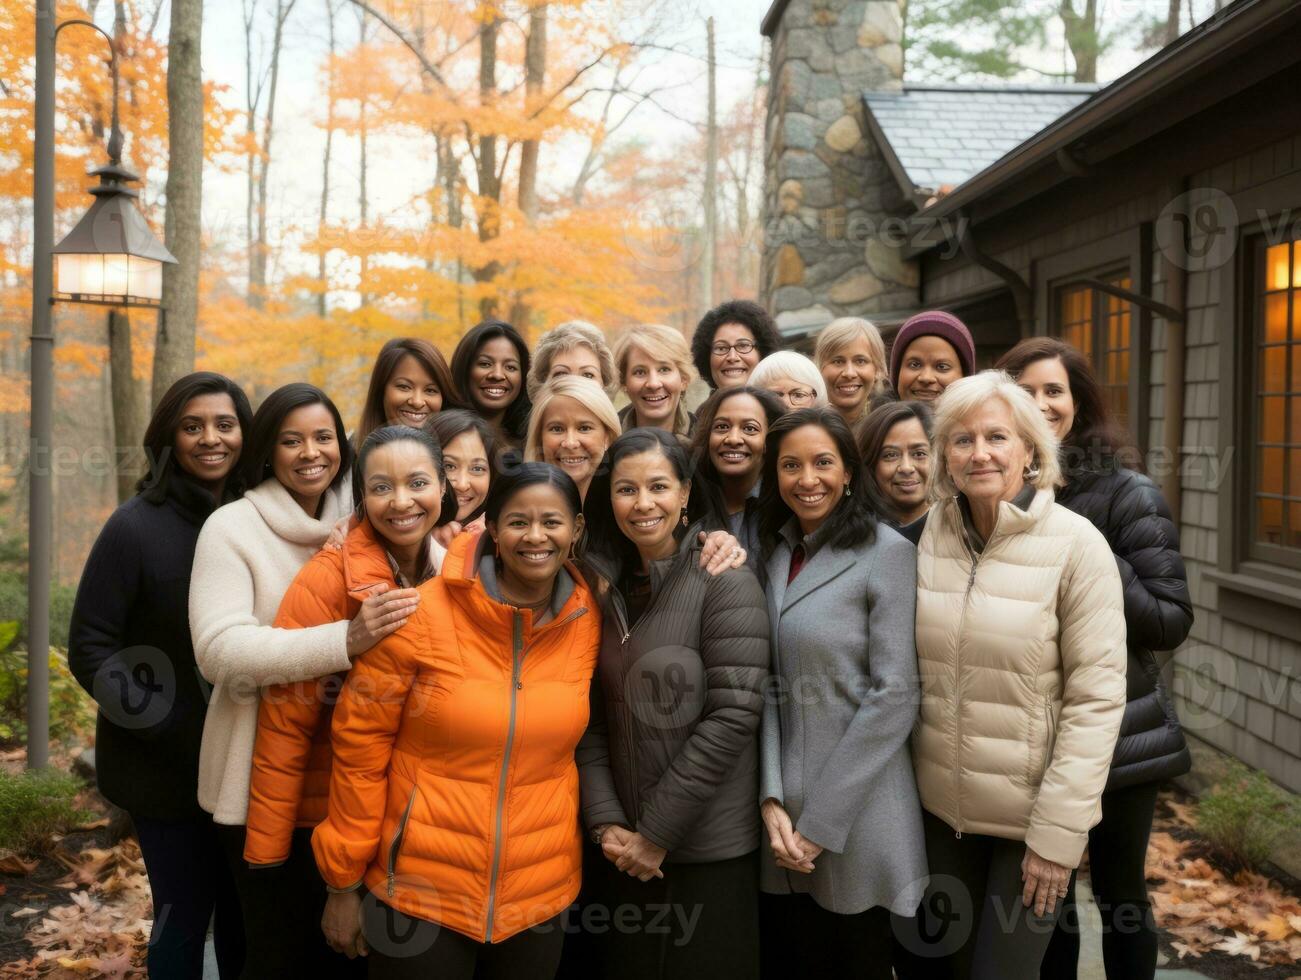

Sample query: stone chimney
[760,0,919,333]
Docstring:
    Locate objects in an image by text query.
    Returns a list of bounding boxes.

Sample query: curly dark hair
[691,299,783,389]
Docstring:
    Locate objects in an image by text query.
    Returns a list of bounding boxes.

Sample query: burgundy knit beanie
[889,310,976,382]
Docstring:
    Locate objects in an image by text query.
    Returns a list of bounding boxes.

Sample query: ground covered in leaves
[0,756,1298,979]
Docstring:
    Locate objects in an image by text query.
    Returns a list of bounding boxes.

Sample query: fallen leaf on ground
[0,852,39,875]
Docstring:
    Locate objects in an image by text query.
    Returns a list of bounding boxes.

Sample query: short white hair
[527,320,617,399]
[928,370,1063,500]
[524,376,622,463]
[748,350,828,406]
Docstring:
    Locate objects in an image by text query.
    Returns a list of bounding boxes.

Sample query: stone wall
[761,0,919,332]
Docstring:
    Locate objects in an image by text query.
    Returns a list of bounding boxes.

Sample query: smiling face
[489,483,582,599]
[363,440,444,550]
[540,395,610,495]
[708,393,766,483]
[821,337,877,418]
[945,398,1031,506]
[547,345,603,387]
[174,393,243,494]
[874,417,930,522]
[611,449,691,564]
[897,335,963,402]
[468,336,522,420]
[441,430,491,521]
[1015,356,1076,441]
[623,346,684,429]
[272,403,342,515]
[709,322,760,388]
[383,354,443,428]
[777,424,850,536]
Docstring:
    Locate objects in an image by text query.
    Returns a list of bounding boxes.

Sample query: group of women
[68,299,1193,980]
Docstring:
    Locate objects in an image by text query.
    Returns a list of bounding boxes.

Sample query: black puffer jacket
[1056,460,1193,790]
[576,528,769,863]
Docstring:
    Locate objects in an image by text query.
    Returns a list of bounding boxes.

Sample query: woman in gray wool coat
[756,407,927,980]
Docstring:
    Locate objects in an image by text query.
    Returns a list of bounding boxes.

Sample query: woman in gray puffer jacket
[575,427,770,980]
[999,339,1193,980]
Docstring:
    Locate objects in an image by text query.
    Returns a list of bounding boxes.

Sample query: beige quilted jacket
[913,488,1127,868]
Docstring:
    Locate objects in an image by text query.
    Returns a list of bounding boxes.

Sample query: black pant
[1039,780,1160,980]
[759,892,895,980]
[560,849,759,980]
[133,812,243,979]
[216,823,365,980]
[894,810,1064,980]
[365,904,565,979]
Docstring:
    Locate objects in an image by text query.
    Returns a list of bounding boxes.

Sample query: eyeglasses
[711,339,756,357]
[774,387,816,406]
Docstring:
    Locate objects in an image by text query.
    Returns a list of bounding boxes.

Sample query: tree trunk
[510,3,547,329]
[700,17,718,311]
[1059,0,1098,83]
[357,5,371,307]
[251,0,298,307]
[318,0,337,317]
[153,0,204,405]
[473,14,502,320]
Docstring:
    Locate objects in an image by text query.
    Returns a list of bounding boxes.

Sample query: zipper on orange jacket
[386,785,419,897]
[483,604,589,942]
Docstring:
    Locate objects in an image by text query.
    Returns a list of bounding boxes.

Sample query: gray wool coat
[759,518,929,916]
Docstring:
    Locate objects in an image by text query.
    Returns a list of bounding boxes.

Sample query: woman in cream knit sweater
[190,383,417,978]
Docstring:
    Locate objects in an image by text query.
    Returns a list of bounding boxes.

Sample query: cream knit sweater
[191,477,353,825]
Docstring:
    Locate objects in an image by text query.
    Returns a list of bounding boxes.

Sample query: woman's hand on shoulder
[346,583,421,658]
[698,530,746,576]
[326,514,358,551]
[432,521,463,550]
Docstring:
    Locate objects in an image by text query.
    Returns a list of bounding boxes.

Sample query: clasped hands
[597,825,667,883]
[760,798,823,874]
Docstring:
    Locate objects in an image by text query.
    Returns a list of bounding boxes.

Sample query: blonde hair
[815,317,889,396]
[748,351,828,406]
[524,376,622,464]
[527,320,618,399]
[613,324,696,436]
[928,370,1063,500]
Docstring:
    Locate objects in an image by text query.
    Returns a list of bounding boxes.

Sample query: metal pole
[28,0,55,770]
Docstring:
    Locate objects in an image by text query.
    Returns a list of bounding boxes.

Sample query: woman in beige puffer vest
[897,372,1126,980]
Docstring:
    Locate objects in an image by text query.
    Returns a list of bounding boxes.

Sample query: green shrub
[0,570,76,649]
[0,621,96,746]
[1196,760,1301,871]
[0,767,92,853]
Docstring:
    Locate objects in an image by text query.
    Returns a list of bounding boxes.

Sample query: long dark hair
[356,338,462,448]
[239,383,354,493]
[138,372,254,504]
[355,425,458,528]
[758,407,878,553]
[994,337,1137,472]
[582,427,700,576]
[484,461,582,526]
[427,409,499,525]
[856,400,934,525]
[691,299,782,389]
[450,320,532,441]
[688,385,786,530]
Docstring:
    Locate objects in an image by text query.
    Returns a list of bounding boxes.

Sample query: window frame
[1034,227,1151,457]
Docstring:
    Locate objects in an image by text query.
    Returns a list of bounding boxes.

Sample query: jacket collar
[443,529,581,623]
[165,472,219,526]
[939,486,1054,555]
[341,518,448,596]
[243,476,350,546]
[770,516,856,615]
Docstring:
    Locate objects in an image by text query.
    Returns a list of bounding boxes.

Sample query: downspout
[950,210,1036,337]
[1158,179,1189,521]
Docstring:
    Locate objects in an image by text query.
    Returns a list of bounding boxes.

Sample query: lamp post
[28,0,176,769]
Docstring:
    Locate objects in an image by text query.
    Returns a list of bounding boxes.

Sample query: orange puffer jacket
[312,531,601,943]
[243,520,397,867]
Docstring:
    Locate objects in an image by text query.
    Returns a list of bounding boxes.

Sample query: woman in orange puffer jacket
[314,462,600,979]
[243,425,458,872]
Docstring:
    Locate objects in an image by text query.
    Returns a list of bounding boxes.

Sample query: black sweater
[68,475,220,818]
[1056,461,1194,790]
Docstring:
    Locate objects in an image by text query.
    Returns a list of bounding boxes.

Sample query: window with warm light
[1252,234,1301,562]
[1056,272,1134,433]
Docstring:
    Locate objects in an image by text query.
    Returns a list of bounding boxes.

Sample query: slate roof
[862,84,1097,198]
